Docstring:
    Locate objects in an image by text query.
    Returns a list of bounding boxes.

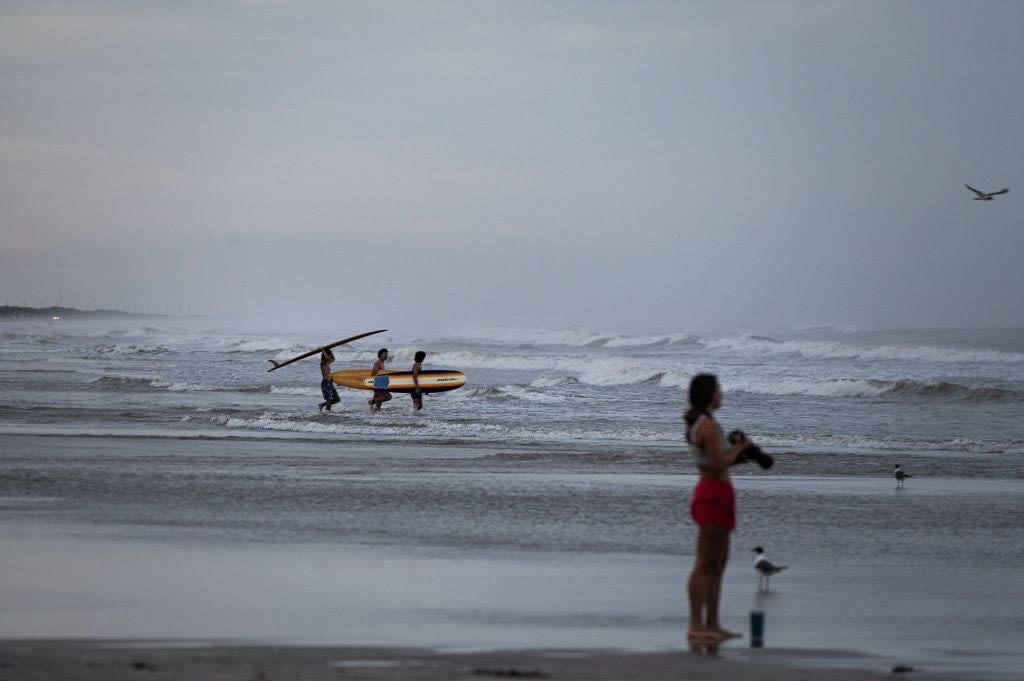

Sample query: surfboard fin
[268,359,281,369]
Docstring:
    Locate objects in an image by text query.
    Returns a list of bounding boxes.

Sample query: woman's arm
[695,417,747,472]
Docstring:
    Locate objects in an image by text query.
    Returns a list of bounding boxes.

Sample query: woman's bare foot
[709,627,742,639]
[687,627,724,641]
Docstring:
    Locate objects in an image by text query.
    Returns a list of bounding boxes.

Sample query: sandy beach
[0,640,962,681]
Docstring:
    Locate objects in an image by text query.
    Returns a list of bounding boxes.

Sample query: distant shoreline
[0,306,150,320]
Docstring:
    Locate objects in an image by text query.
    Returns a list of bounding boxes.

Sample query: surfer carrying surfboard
[369,348,393,412]
[318,349,341,412]
[411,350,426,411]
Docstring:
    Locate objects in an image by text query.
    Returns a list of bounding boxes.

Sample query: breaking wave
[704,336,1024,364]
[725,377,1022,400]
[85,375,163,392]
[443,325,700,348]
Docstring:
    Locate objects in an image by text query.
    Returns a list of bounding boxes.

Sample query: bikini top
[687,413,727,468]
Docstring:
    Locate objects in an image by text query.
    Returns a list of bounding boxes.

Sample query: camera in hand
[728,430,774,470]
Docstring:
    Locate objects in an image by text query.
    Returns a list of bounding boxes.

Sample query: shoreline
[0,639,963,681]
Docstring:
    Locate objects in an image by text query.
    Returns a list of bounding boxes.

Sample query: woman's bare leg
[688,523,729,639]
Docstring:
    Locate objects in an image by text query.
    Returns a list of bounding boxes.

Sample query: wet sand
[0,640,958,681]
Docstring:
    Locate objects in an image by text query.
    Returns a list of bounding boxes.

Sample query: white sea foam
[415,350,670,386]
[421,350,573,372]
[152,380,226,392]
[658,371,693,389]
[87,370,159,382]
[225,338,308,354]
[216,413,669,443]
[576,359,664,386]
[84,375,162,392]
[219,414,508,439]
[270,386,320,396]
[726,377,896,398]
[703,335,1024,364]
[159,332,308,356]
[721,376,1022,400]
[530,376,582,388]
[754,433,1024,455]
[93,343,171,355]
[603,333,700,347]
[490,385,568,404]
[441,325,701,349]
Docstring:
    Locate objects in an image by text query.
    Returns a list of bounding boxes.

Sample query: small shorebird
[965,184,1009,201]
[894,464,912,489]
[752,546,787,592]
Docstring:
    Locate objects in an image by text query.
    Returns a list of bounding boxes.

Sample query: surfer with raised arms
[369,348,393,412]
[318,349,341,412]
[410,350,426,411]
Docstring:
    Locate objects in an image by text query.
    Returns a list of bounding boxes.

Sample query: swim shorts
[321,379,339,402]
[690,478,736,530]
[372,388,391,401]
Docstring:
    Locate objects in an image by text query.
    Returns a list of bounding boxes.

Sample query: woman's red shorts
[690,478,736,530]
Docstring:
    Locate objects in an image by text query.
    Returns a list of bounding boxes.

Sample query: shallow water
[1,433,1022,678]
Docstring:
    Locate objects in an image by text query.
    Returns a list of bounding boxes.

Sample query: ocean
[1,319,1022,678]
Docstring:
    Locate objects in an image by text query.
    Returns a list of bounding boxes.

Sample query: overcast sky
[2,1,1021,333]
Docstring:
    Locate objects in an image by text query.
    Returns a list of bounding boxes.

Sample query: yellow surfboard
[331,369,466,394]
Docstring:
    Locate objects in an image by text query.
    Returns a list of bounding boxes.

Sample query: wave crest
[443,325,700,348]
[727,377,1022,400]
[705,336,1024,364]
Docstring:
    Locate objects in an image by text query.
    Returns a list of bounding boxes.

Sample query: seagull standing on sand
[894,464,912,489]
[965,184,1009,201]
[752,547,787,593]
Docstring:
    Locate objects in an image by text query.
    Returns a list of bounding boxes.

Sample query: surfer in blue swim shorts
[318,349,340,412]
[369,348,392,412]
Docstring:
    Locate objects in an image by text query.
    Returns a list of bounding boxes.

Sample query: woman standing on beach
[684,373,748,644]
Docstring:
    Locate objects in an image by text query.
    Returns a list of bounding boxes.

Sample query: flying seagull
[965,184,1009,201]
[894,464,912,489]
[752,546,787,592]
